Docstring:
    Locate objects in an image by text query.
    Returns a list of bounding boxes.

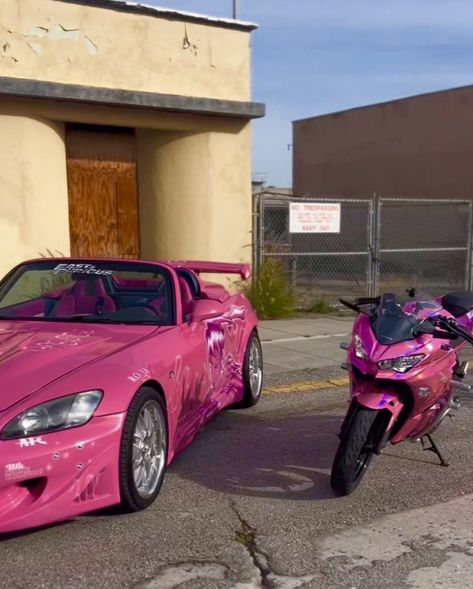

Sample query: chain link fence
[253,193,473,308]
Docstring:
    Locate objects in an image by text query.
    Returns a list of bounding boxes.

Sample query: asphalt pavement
[2,315,473,589]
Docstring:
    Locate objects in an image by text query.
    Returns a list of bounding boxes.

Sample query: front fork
[341,380,460,466]
[339,390,404,455]
[340,344,405,453]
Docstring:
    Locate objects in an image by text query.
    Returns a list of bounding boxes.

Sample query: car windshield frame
[0,259,176,326]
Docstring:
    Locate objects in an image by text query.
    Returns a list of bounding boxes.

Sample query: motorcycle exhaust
[451,380,472,393]
[452,389,473,406]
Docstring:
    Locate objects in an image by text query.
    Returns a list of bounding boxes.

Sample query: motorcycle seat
[441,292,473,317]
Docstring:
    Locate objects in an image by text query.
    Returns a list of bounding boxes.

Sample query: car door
[204,301,248,408]
[171,274,212,448]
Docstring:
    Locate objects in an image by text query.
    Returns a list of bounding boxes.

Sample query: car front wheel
[234,331,263,408]
[119,386,168,511]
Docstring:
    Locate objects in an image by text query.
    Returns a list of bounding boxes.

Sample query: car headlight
[378,354,425,373]
[1,390,103,440]
[353,334,368,359]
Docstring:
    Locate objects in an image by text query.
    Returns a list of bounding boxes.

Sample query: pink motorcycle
[331,290,473,496]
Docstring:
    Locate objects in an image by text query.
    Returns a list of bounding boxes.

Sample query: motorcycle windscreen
[371,311,419,345]
[370,293,436,345]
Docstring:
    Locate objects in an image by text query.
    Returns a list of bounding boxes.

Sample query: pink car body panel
[0,258,258,534]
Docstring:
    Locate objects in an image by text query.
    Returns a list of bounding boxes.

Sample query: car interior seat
[50,277,116,316]
[178,276,195,322]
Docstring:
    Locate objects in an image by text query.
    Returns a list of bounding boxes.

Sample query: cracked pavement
[2,360,473,588]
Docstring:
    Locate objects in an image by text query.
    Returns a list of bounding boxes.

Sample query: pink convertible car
[0,258,262,534]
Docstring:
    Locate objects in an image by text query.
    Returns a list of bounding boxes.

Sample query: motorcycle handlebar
[339,297,379,314]
[338,300,473,345]
[431,329,458,340]
[435,316,473,346]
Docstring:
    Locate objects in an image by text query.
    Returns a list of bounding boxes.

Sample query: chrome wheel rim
[249,338,263,398]
[132,400,167,499]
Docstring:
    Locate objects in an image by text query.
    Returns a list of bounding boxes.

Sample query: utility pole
[233,0,238,19]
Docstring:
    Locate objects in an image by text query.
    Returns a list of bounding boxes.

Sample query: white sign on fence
[289,202,341,233]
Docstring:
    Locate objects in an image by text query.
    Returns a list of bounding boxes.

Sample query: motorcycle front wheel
[330,406,380,496]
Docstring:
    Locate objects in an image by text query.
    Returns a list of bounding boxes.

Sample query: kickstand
[421,433,449,467]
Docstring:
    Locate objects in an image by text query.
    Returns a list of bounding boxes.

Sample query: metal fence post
[253,191,264,277]
[251,191,258,278]
[367,197,375,297]
[368,193,381,297]
[259,192,265,272]
[375,193,382,296]
[468,199,473,291]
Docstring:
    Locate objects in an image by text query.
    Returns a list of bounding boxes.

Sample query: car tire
[119,386,168,512]
[233,331,263,408]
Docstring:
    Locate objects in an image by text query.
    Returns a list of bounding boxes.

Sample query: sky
[147,0,473,187]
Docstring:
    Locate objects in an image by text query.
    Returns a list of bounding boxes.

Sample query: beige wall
[0,115,70,279]
[0,98,253,283]
[0,0,257,282]
[136,125,252,267]
[0,0,251,101]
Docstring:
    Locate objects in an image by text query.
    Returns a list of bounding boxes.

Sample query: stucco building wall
[136,125,251,263]
[0,115,70,278]
[0,0,264,280]
[0,0,251,101]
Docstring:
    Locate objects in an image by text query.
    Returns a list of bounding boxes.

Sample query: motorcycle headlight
[353,334,368,359]
[1,390,103,440]
[378,354,425,373]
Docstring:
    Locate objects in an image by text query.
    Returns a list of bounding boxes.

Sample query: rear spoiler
[170,261,251,280]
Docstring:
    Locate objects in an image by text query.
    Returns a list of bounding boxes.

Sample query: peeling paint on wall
[182,26,198,56]
[28,24,80,42]
[49,24,80,42]
[84,36,98,55]
[209,41,216,68]
[0,0,252,101]
[0,54,18,63]
[27,42,43,56]
[29,26,49,38]
[18,24,99,57]
[0,22,99,65]
[0,40,18,62]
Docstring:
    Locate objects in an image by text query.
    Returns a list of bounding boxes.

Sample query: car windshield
[371,293,441,345]
[0,260,174,325]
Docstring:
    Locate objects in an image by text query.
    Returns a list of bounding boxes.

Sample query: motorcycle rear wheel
[330,406,379,496]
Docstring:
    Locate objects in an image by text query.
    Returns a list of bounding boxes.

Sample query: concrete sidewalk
[259,316,353,374]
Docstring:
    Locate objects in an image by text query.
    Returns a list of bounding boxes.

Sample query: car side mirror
[191,299,224,322]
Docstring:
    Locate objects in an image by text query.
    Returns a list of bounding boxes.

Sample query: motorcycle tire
[330,406,379,496]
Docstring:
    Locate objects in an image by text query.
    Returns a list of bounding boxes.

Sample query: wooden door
[66,127,140,259]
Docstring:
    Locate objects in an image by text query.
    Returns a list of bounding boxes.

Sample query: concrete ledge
[0,76,266,120]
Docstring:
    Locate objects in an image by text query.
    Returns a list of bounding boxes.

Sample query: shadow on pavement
[170,409,341,501]
[0,410,342,540]
[0,520,71,542]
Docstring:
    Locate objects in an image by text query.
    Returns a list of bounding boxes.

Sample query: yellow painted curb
[263,376,349,395]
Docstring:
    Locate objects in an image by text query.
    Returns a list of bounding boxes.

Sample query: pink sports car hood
[0,320,157,412]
